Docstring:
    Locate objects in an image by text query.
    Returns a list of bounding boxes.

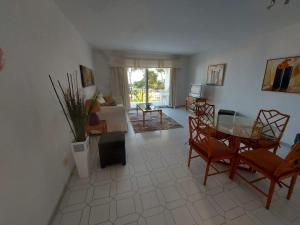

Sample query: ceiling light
[267,0,290,10]
[267,0,275,10]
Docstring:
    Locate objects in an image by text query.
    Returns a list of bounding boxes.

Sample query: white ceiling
[54,0,300,55]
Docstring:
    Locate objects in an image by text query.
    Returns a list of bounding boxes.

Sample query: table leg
[160,111,162,124]
[136,105,138,116]
[143,112,145,126]
[229,137,241,179]
[185,98,188,111]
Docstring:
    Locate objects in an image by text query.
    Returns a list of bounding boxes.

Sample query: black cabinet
[98,132,126,168]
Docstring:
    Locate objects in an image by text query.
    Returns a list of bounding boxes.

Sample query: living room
[1,1,300,225]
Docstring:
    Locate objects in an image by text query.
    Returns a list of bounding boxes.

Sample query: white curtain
[169,68,177,107]
[111,67,130,110]
[109,57,180,68]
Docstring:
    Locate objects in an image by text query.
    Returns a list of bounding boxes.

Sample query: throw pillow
[98,96,106,104]
[102,96,117,106]
[97,91,106,104]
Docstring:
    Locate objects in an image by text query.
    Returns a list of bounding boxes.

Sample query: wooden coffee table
[136,103,162,126]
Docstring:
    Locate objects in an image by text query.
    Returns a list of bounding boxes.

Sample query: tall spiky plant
[49,73,98,142]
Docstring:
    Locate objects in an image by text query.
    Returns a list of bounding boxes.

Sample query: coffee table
[136,103,162,126]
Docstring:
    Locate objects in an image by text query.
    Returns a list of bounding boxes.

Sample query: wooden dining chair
[188,116,235,185]
[242,109,290,154]
[231,141,300,209]
[194,103,215,125]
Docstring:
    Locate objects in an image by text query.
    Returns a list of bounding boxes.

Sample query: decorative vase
[70,136,90,178]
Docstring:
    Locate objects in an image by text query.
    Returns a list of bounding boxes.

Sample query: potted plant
[49,73,97,178]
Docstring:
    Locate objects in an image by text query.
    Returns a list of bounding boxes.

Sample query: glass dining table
[202,114,278,174]
[205,114,278,156]
[216,114,277,139]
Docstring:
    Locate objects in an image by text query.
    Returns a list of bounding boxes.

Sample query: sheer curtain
[111,67,130,110]
[169,68,177,107]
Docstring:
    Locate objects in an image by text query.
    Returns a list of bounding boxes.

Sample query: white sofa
[96,100,128,132]
[83,86,128,132]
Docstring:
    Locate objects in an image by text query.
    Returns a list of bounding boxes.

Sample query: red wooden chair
[242,109,290,154]
[231,141,300,209]
[194,103,215,125]
[188,116,235,185]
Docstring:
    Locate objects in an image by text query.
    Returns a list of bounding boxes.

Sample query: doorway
[127,67,171,108]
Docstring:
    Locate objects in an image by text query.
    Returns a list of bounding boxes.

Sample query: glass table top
[137,103,161,112]
[204,114,279,140]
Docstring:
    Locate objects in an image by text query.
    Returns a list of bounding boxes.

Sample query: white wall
[188,22,300,145]
[175,57,190,106]
[92,50,189,106]
[0,1,93,225]
[92,49,111,95]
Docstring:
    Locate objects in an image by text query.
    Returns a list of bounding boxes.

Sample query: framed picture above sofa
[261,56,300,94]
[206,64,226,86]
[80,65,95,87]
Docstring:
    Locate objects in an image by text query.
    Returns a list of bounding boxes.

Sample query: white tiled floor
[51,108,300,225]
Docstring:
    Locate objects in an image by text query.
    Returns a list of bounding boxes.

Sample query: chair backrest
[294,134,300,145]
[189,116,214,157]
[194,103,215,125]
[274,141,300,177]
[254,109,290,141]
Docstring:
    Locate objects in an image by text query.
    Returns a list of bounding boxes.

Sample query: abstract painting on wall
[206,64,225,86]
[262,56,300,94]
[80,65,95,87]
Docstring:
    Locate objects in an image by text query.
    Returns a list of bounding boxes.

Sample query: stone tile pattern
[52,108,300,225]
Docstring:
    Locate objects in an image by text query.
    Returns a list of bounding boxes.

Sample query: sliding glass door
[127,67,171,108]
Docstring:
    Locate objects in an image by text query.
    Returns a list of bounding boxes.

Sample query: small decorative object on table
[145,103,152,110]
[98,132,126,168]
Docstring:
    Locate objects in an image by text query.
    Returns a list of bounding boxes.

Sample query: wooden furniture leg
[266,180,276,209]
[204,160,211,185]
[143,112,145,126]
[185,98,188,111]
[287,175,298,200]
[229,157,238,180]
[160,111,162,124]
[188,146,193,167]
[229,137,241,179]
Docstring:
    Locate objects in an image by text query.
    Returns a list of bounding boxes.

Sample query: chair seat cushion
[189,137,234,159]
[240,149,283,176]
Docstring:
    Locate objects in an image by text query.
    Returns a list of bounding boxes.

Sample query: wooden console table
[185,96,207,111]
[86,120,107,135]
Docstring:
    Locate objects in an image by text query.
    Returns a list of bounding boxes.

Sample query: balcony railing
[129,88,169,107]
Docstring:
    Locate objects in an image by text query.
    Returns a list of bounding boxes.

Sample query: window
[128,68,171,108]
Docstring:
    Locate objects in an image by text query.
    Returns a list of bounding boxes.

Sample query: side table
[85,120,107,135]
[98,132,126,168]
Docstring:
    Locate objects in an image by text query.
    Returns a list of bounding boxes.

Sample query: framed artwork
[80,65,95,87]
[262,56,300,94]
[206,64,226,86]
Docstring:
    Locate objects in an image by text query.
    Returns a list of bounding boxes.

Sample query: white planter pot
[71,136,90,178]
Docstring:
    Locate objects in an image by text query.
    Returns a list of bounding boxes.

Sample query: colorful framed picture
[262,56,300,94]
[80,65,95,87]
[206,64,226,86]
